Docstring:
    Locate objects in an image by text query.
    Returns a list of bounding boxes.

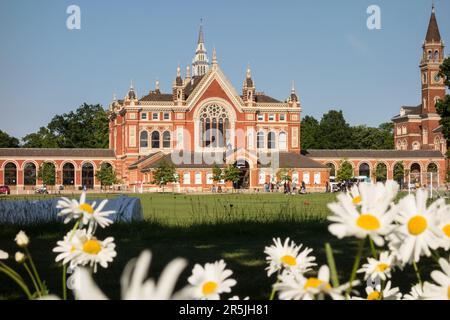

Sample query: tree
[350,124,394,150]
[38,163,56,186]
[95,164,118,189]
[0,130,20,148]
[316,110,352,149]
[277,168,292,182]
[375,163,387,182]
[212,164,223,185]
[336,160,353,182]
[393,162,405,183]
[151,160,178,192]
[436,56,450,156]
[223,165,241,190]
[301,116,320,150]
[22,103,109,149]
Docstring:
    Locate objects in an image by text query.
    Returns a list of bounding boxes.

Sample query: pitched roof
[392,105,422,120]
[258,152,328,169]
[139,90,173,102]
[425,9,441,43]
[240,94,281,103]
[0,148,116,158]
[304,149,444,159]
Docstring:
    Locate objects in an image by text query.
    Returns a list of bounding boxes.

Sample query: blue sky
[0,0,449,139]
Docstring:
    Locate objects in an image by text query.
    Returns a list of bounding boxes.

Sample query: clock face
[434,74,441,82]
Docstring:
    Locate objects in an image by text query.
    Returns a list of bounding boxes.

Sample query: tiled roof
[304,149,444,159]
[425,10,441,42]
[140,90,173,102]
[240,94,281,103]
[258,152,327,169]
[0,148,116,158]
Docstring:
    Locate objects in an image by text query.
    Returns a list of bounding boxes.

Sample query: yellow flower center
[202,281,218,295]
[375,263,389,272]
[408,216,428,236]
[447,285,450,300]
[304,278,331,290]
[82,239,102,255]
[442,224,450,238]
[70,246,76,253]
[281,255,297,266]
[352,196,362,205]
[367,291,381,300]
[79,203,94,214]
[356,214,381,231]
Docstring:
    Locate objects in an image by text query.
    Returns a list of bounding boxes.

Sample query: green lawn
[0,192,436,299]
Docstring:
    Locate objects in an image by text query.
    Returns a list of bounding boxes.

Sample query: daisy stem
[368,237,378,259]
[63,220,81,300]
[0,260,22,280]
[412,260,422,286]
[346,238,366,296]
[269,281,278,300]
[0,266,33,300]
[24,247,45,293]
[23,262,41,297]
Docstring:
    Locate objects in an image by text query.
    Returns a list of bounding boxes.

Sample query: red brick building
[0,7,447,193]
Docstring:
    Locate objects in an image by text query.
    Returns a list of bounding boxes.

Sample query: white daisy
[422,257,450,300]
[15,231,29,248]
[187,260,237,300]
[76,235,117,273]
[357,251,395,281]
[434,204,450,250]
[56,192,115,230]
[0,250,8,260]
[353,281,402,300]
[274,265,357,300]
[327,181,399,246]
[52,229,88,268]
[264,237,316,277]
[392,189,443,264]
[403,283,424,300]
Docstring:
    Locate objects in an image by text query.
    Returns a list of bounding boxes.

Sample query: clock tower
[419,4,446,149]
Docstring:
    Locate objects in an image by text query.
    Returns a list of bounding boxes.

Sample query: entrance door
[234,160,250,189]
[82,163,94,189]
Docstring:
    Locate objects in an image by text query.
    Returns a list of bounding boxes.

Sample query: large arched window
[434,50,439,61]
[358,163,370,179]
[267,132,276,149]
[82,163,94,189]
[151,131,160,149]
[199,104,229,148]
[63,163,75,186]
[393,162,405,185]
[163,131,171,148]
[375,163,387,182]
[4,162,17,186]
[257,132,264,149]
[140,131,148,148]
[279,132,287,150]
[39,162,56,185]
[326,163,336,177]
[24,163,36,186]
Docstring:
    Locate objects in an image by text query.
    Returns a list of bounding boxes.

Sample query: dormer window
[400,108,405,116]
[152,113,159,120]
[141,113,147,120]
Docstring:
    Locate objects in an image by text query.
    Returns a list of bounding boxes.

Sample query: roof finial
[130,80,134,89]
[198,18,205,44]
[212,47,218,66]
[113,93,117,102]
[291,80,296,94]
[155,79,160,91]
[432,0,435,13]
[246,64,251,79]
[176,64,181,77]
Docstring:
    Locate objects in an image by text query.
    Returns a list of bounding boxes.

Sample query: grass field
[0,192,435,299]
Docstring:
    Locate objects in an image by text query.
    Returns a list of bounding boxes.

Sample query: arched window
[199,104,229,148]
[151,131,160,149]
[434,50,439,61]
[427,163,438,173]
[279,132,287,150]
[140,131,148,148]
[435,136,441,151]
[63,163,75,186]
[375,163,387,182]
[82,163,94,189]
[410,163,421,185]
[39,162,56,185]
[257,132,264,149]
[428,50,432,60]
[359,163,370,179]
[326,163,336,177]
[163,131,171,148]
[412,141,420,150]
[267,132,276,149]
[4,163,17,186]
[24,163,36,186]
[393,162,405,185]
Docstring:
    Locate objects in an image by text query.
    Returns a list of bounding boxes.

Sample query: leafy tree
[38,163,56,186]
[0,130,20,148]
[436,56,450,156]
[316,110,352,149]
[212,164,223,185]
[22,103,109,148]
[350,124,394,150]
[393,162,405,182]
[277,168,292,182]
[95,164,118,189]
[301,116,320,150]
[151,160,178,192]
[336,160,353,182]
[375,163,387,182]
[223,165,241,189]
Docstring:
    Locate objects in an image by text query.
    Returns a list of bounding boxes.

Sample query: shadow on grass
[0,219,437,300]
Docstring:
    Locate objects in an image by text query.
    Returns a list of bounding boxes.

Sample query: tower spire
[192,20,209,77]
[425,2,441,43]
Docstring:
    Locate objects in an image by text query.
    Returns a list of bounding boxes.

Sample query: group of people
[263,180,307,195]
